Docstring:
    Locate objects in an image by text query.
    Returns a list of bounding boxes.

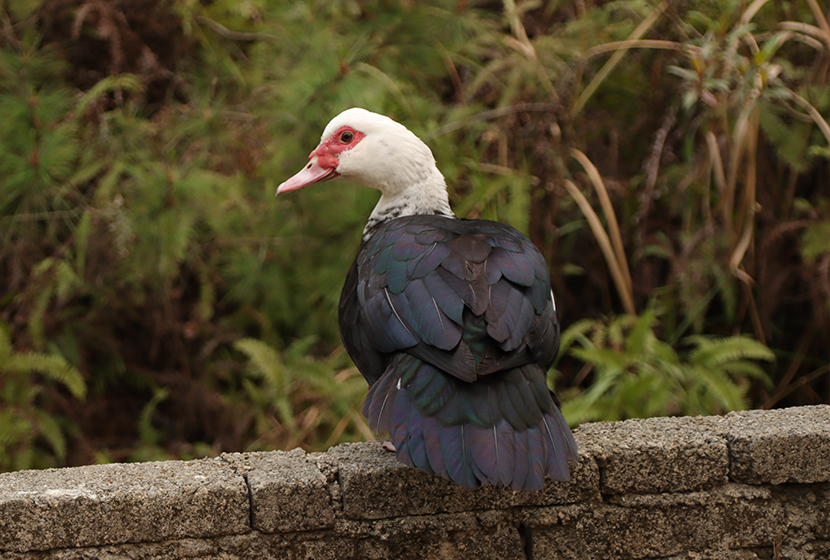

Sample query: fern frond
[4,353,86,399]
[625,309,656,356]
[74,74,143,118]
[689,364,748,413]
[558,318,596,353]
[685,335,775,367]
[570,347,629,371]
[235,338,296,430]
[234,338,286,389]
[801,221,830,263]
[0,328,11,363]
[138,387,169,447]
[31,409,67,460]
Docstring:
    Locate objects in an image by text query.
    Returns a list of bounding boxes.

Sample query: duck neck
[363,173,455,240]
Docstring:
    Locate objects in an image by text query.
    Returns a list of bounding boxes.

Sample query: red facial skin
[276,126,366,194]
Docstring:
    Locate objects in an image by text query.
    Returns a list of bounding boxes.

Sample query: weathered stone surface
[661,551,764,559]
[710,406,830,484]
[0,516,524,560]
[221,448,334,533]
[575,415,729,494]
[0,458,249,553]
[353,521,526,560]
[3,406,830,559]
[530,482,823,560]
[315,441,598,520]
[817,483,830,540]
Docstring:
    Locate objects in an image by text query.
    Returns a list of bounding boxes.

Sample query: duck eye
[339,130,354,143]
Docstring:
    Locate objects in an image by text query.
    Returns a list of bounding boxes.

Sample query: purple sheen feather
[543,410,578,481]
[484,315,509,345]
[494,420,516,488]
[526,313,558,368]
[385,257,410,294]
[524,365,556,410]
[441,251,485,282]
[501,374,538,429]
[392,238,425,261]
[421,416,448,479]
[485,320,508,345]
[528,278,549,314]
[483,286,513,343]
[496,288,535,351]
[384,220,413,241]
[491,234,524,253]
[406,406,433,474]
[366,268,386,295]
[482,259,503,285]
[372,245,393,277]
[485,384,502,426]
[448,235,492,263]
[525,426,547,491]
[440,423,479,489]
[466,274,492,316]
[470,426,504,486]
[554,407,579,461]
[434,267,489,316]
[405,278,462,350]
[362,291,418,352]
[496,379,532,430]
[491,247,535,286]
[486,279,513,317]
[357,278,368,307]
[383,383,415,468]
[407,242,452,279]
[412,225,451,245]
[511,429,530,491]
[407,339,479,383]
[509,296,536,351]
[471,221,506,236]
[434,340,478,382]
[363,369,398,433]
[467,425,497,486]
[394,433,413,468]
[422,271,464,324]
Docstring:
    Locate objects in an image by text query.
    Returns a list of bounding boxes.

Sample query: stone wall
[2,405,829,559]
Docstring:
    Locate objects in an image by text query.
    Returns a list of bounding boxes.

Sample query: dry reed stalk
[562,178,636,315]
[571,0,669,117]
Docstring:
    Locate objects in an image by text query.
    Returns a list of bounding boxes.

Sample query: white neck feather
[363,170,454,239]
[322,109,456,240]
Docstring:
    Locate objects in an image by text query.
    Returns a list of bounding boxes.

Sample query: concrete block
[575,415,729,494]
[353,521,526,560]
[711,405,830,484]
[0,458,249,553]
[530,482,821,560]
[531,501,723,559]
[0,538,223,560]
[221,449,334,533]
[315,441,598,520]
[661,551,764,559]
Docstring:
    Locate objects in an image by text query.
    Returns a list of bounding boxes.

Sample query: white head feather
[279,108,454,238]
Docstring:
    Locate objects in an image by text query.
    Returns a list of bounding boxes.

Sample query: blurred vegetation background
[1,0,828,472]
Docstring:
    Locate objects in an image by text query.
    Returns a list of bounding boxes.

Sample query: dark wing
[341,215,559,379]
[338,214,576,490]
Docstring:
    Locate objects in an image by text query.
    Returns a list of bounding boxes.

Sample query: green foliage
[234,337,369,451]
[0,326,86,471]
[0,0,826,471]
[559,308,774,425]
[801,220,830,264]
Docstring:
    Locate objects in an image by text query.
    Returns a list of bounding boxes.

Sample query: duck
[277,108,577,490]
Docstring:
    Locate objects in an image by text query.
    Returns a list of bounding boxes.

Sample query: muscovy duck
[277,108,578,490]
